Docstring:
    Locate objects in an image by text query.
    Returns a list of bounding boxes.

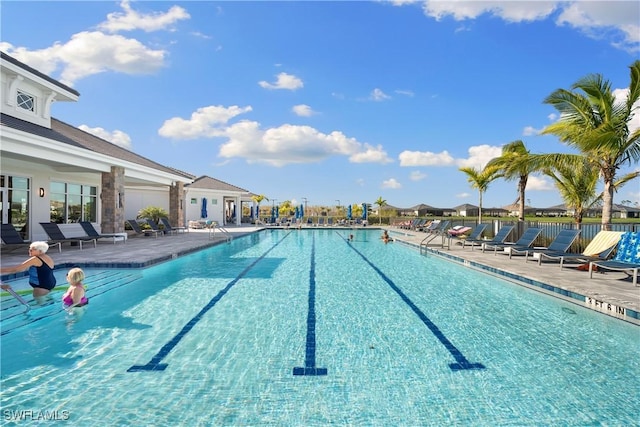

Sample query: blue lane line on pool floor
[128,232,292,373]
[293,233,328,376]
[346,235,485,371]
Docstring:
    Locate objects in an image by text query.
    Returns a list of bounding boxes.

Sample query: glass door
[1,175,31,240]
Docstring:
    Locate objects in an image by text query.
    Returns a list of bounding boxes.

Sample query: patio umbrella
[300,204,304,218]
[201,197,208,219]
[250,206,254,220]
[275,205,279,219]
[347,204,352,220]
[362,203,367,220]
[295,206,300,218]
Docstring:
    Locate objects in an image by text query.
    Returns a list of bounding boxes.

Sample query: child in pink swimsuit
[62,268,88,312]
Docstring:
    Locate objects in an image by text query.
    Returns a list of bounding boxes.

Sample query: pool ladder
[419,231,450,254]
[208,224,232,242]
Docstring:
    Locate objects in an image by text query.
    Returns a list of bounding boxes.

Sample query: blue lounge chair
[461,225,514,251]
[523,229,582,263]
[451,223,487,244]
[483,227,543,256]
[589,232,640,286]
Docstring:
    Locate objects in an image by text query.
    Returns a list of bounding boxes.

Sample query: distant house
[454,203,479,217]
[400,203,443,217]
[502,203,537,217]
[611,203,640,219]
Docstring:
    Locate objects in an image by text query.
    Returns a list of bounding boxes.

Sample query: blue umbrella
[201,197,208,219]
[347,204,352,220]
[295,206,300,218]
[275,205,279,218]
[250,206,254,219]
[362,202,367,220]
[300,204,304,218]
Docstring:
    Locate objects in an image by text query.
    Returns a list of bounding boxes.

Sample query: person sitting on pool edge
[0,241,56,303]
[62,267,89,312]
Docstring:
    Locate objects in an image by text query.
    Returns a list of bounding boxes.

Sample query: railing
[208,222,232,242]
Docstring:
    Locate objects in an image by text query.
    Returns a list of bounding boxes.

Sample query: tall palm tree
[251,194,268,219]
[459,166,502,224]
[540,60,640,230]
[485,140,534,221]
[375,196,387,224]
[543,158,599,225]
[543,158,639,225]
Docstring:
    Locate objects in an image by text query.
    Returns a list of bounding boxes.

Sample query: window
[211,199,218,205]
[16,90,35,112]
[49,181,97,223]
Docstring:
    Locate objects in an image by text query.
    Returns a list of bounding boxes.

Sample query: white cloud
[416,0,638,52]
[456,144,504,169]
[557,2,639,52]
[218,123,392,166]
[97,0,190,33]
[398,150,455,166]
[523,126,540,136]
[526,175,555,191]
[1,31,166,86]
[78,125,132,150]
[292,104,316,117]
[382,178,402,189]
[399,144,503,169]
[422,0,557,22]
[613,88,640,134]
[409,170,427,181]
[369,88,391,101]
[258,72,304,90]
[158,105,253,139]
[394,89,415,97]
[456,192,471,198]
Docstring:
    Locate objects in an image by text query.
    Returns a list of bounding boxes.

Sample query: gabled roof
[186,175,249,193]
[1,51,79,98]
[1,113,192,180]
[406,203,438,210]
[453,203,479,210]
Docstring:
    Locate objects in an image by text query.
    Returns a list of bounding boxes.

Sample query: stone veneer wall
[169,181,185,227]
[101,166,125,233]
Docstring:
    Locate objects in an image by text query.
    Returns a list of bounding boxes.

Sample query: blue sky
[2,1,639,210]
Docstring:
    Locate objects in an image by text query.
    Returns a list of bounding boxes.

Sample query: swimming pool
[1,229,638,425]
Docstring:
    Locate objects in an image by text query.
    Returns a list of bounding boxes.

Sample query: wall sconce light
[39,188,45,197]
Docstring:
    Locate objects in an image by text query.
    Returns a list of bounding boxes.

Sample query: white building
[0,52,254,243]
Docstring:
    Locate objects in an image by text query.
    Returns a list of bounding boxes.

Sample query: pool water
[1,229,638,426]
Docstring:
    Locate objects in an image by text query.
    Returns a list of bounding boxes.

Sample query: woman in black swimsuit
[1,241,56,302]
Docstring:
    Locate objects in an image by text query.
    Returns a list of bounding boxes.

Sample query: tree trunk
[518,176,527,222]
[478,191,483,225]
[602,178,614,231]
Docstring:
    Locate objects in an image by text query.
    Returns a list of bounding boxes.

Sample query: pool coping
[394,238,640,326]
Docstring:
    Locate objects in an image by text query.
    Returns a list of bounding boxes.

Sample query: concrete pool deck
[1,224,638,325]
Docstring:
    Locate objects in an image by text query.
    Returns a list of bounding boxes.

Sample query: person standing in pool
[0,241,56,303]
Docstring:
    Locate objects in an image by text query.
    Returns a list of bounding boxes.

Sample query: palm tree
[540,60,640,230]
[375,196,387,224]
[545,159,639,225]
[459,166,502,224]
[251,194,268,220]
[485,140,534,221]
